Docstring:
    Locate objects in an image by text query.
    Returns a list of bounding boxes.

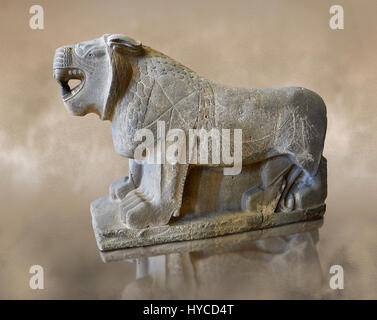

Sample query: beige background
[0,0,376,298]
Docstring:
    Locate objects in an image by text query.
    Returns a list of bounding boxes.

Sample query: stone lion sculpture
[53,34,327,250]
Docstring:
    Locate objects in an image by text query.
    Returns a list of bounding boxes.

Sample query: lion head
[53,34,144,120]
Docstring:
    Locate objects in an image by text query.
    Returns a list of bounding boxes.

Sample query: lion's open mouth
[53,68,85,101]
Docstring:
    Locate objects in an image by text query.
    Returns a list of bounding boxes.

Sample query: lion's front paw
[109,176,135,201]
[119,188,175,229]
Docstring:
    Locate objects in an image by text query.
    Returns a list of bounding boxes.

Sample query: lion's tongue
[58,80,71,96]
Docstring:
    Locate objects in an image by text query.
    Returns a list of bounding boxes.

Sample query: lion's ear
[107,34,144,56]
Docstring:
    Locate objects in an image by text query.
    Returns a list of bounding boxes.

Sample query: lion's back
[212,83,327,174]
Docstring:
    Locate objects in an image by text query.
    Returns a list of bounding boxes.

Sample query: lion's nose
[53,46,73,69]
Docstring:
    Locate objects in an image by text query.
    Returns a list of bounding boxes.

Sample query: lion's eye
[87,49,105,58]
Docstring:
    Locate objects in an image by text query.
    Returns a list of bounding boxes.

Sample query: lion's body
[111,47,326,176]
[54,35,327,230]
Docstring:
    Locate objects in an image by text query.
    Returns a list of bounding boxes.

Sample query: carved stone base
[100,218,324,262]
[91,194,325,251]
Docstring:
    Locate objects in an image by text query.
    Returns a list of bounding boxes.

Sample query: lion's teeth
[66,69,83,76]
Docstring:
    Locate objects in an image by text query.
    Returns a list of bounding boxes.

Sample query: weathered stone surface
[54,34,327,251]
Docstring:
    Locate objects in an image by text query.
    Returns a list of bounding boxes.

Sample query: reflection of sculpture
[103,221,326,299]
[53,34,327,250]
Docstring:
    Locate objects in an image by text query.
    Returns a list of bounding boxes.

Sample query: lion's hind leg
[241,155,327,214]
[279,156,327,212]
[241,156,292,214]
[276,165,304,212]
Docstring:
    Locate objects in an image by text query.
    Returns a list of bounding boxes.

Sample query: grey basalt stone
[53,34,327,251]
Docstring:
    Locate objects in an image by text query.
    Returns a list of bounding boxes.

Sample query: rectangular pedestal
[90,195,325,251]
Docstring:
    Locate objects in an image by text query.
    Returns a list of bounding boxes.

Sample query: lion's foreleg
[120,163,189,229]
[160,163,189,218]
[109,159,142,201]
